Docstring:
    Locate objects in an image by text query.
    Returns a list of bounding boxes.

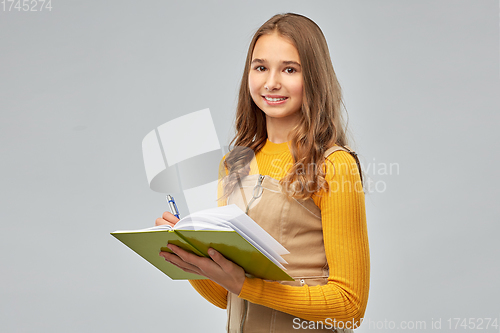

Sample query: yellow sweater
[189,139,370,325]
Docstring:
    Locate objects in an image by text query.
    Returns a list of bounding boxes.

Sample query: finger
[155,217,172,226]
[155,217,174,227]
[207,248,234,272]
[167,244,210,270]
[160,251,203,275]
[162,211,180,224]
[166,258,205,276]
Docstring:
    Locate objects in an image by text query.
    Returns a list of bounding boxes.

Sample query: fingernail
[208,248,215,256]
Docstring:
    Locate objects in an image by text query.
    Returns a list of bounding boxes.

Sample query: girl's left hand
[159,244,246,295]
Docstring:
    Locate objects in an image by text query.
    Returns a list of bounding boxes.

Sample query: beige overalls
[225,146,360,333]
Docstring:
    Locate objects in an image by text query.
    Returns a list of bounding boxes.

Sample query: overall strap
[323,145,363,183]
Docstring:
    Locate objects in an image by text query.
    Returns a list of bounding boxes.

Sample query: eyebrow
[251,59,301,67]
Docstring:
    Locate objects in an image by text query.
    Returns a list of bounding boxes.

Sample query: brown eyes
[253,66,297,74]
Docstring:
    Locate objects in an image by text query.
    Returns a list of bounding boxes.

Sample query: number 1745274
[1,0,52,11]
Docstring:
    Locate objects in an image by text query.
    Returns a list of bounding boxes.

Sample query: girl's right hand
[155,211,180,228]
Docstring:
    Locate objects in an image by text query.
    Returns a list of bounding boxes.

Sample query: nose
[265,70,281,91]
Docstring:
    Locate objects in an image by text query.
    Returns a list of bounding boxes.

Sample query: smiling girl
[157,13,369,332]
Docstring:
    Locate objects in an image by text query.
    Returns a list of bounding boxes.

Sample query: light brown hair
[223,13,351,200]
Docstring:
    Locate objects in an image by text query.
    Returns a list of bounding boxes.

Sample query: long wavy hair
[223,13,351,200]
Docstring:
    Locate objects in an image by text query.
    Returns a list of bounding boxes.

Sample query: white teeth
[265,96,287,102]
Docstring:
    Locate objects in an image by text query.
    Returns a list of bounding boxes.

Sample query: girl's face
[249,32,303,125]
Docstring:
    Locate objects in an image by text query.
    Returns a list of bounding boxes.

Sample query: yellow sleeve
[188,280,228,309]
[188,156,229,309]
[238,151,370,327]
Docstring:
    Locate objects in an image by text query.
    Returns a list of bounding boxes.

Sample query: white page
[112,224,173,233]
[223,222,287,268]
[180,214,286,266]
[211,216,287,265]
[189,205,289,256]
[175,217,233,232]
[218,205,290,256]
[174,205,288,266]
[114,205,289,268]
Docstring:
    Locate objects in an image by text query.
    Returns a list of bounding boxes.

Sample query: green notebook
[111,204,293,281]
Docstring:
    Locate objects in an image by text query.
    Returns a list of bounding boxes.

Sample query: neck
[265,113,300,144]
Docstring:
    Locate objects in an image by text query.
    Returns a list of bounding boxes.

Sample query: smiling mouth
[263,96,288,102]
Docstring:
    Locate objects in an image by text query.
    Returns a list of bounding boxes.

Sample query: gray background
[1,1,499,332]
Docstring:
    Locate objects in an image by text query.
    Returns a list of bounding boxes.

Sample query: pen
[166,195,180,219]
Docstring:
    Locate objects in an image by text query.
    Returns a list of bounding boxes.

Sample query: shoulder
[324,148,361,181]
[219,154,228,177]
[322,149,364,195]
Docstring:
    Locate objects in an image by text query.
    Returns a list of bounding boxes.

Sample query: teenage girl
[156,13,369,332]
